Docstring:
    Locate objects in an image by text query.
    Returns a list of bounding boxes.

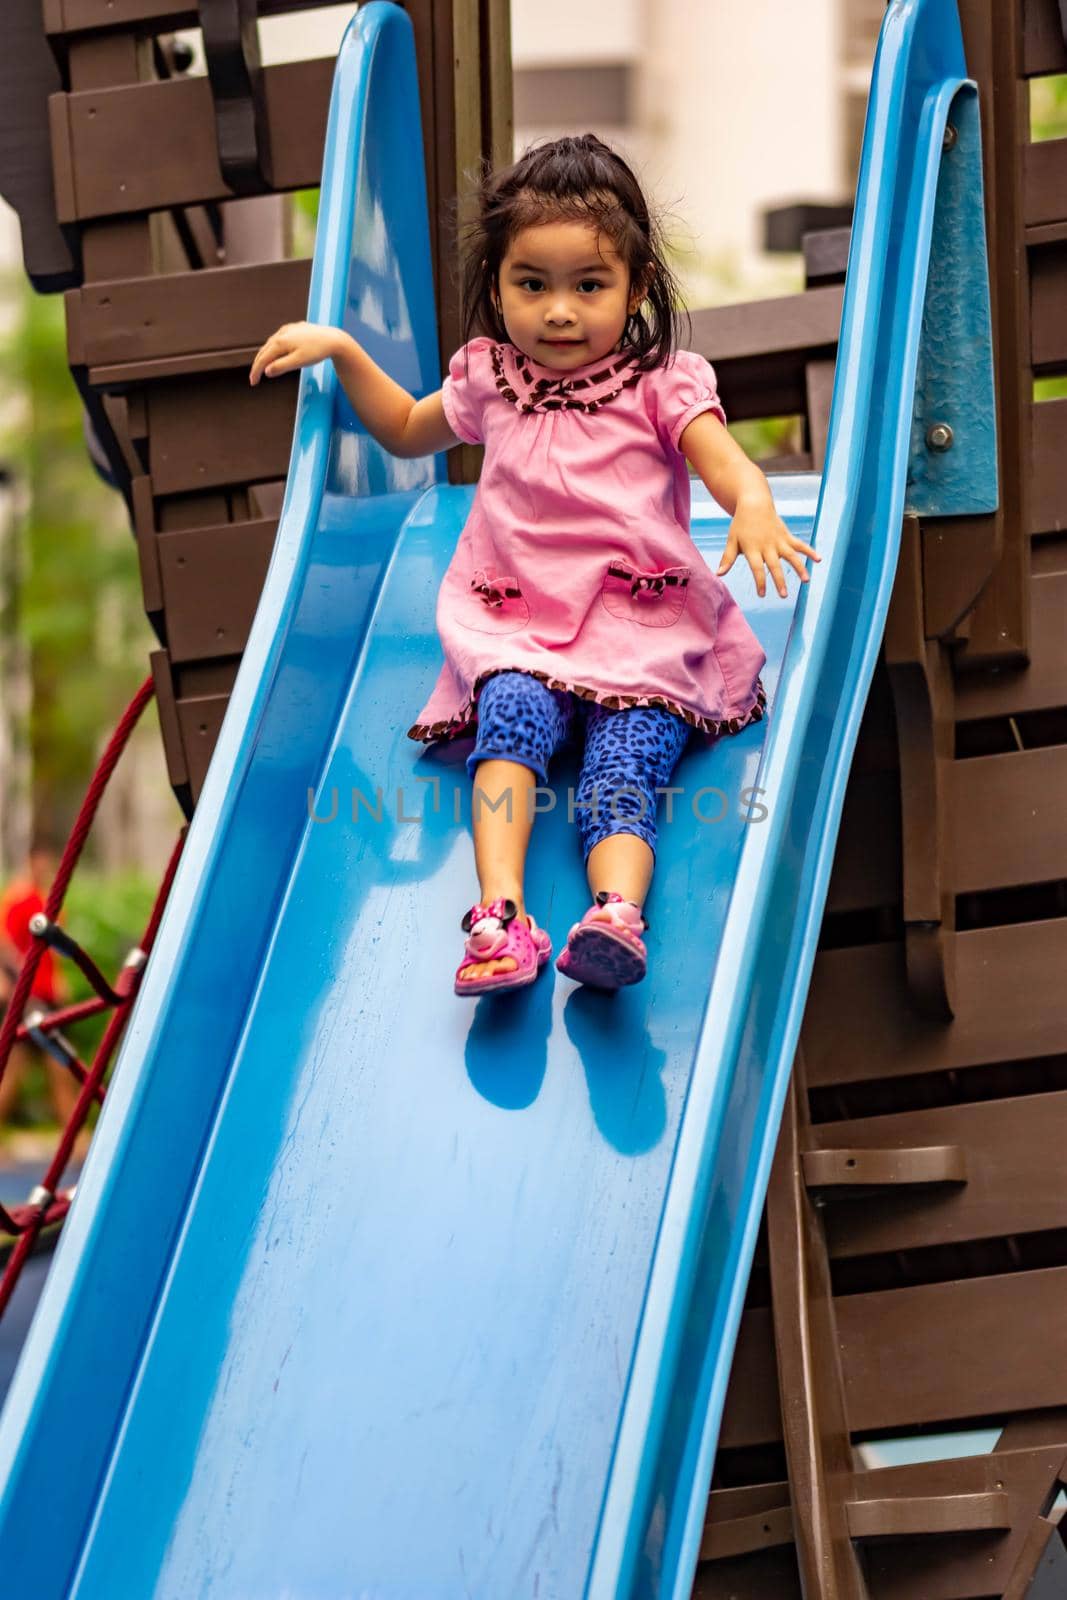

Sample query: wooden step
[723,1268,1067,1448]
[812,1089,1067,1257]
[803,920,1067,1088]
[951,745,1067,892]
[49,59,332,220]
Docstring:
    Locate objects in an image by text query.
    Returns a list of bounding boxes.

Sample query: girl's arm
[249,322,463,458]
[679,412,820,600]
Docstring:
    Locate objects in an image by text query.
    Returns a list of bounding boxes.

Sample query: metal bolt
[943,122,958,150]
[926,422,954,452]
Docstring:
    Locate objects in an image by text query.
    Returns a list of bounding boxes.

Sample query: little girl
[251,133,818,998]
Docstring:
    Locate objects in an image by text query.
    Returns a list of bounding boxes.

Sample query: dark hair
[455,133,691,375]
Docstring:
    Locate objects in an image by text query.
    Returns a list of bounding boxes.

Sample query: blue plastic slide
[0,2,995,1594]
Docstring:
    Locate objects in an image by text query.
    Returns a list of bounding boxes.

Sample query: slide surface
[0,3,994,1596]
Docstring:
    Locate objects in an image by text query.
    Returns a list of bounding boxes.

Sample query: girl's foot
[555,890,648,990]
[454,897,553,996]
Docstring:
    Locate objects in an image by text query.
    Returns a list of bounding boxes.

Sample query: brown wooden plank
[175,691,231,801]
[825,769,901,915]
[54,59,332,221]
[955,573,1067,718]
[1026,139,1067,229]
[100,392,146,480]
[158,519,276,664]
[172,659,238,696]
[157,492,232,532]
[726,1270,1067,1447]
[482,0,514,170]
[46,91,77,222]
[131,474,163,615]
[1031,532,1067,573]
[1023,0,1067,75]
[887,517,958,1017]
[689,288,843,421]
[766,1074,866,1597]
[692,1545,803,1599]
[89,346,263,386]
[847,1489,1011,1537]
[803,227,851,287]
[1028,219,1067,246]
[921,7,1000,655]
[149,647,190,797]
[1031,242,1067,372]
[719,1306,782,1450]
[923,4,1031,666]
[0,0,78,289]
[74,260,311,366]
[700,1499,794,1561]
[840,1269,1067,1435]
[702,1481,793,1551]
[803,921,1067,1087]
[804,358,835,472]
[46,0,351,35]
[952,746,1067,892]
[856,1447,1067,1600]
[692,289,844,364]
[815,1090,1067,1258]
[81,218,155,280]
[1032,398,1067,534]
[147,368,298,495]
[804,1144,967,1189]
[65,25,147,89]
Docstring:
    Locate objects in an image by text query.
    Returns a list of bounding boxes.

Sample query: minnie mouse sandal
[454,896,553,997]
[555,890,649,990]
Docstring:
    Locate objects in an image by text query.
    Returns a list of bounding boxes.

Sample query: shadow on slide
[0,2,995,1595]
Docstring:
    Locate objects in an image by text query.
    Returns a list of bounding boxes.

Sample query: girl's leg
[468,757,536,920]
[460,671,574,982]
[576,703,692,911]
[586,831,654,910]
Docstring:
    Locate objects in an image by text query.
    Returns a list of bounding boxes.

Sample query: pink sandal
[454,896,553,997]
[555,891,649,989]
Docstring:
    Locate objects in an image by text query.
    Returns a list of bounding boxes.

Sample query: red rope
[0,676,187,1313]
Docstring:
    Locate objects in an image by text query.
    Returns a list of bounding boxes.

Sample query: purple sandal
[454,896,553,997]
[555,890,649,990]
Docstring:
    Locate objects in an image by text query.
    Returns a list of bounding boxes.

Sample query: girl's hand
[249,321,346,386]
[717,496,821,599]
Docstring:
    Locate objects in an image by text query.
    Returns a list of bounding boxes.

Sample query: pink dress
[406,336,768,747]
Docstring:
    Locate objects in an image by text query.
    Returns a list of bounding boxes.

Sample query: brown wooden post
[922,0,1033,667]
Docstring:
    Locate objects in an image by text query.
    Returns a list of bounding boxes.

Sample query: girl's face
[493,220,645,369]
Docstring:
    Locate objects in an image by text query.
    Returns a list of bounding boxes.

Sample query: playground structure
[0,0,1064,1595]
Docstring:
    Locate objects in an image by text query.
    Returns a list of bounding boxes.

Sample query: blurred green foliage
[0,276,164,1137]
[0,274,152,845]
[1030,77,1067,403]
[290,188,321,258]
[2,867,159,1135]
[1031,73,1067,141]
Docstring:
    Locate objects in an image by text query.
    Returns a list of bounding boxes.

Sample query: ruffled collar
[490,341,643,415]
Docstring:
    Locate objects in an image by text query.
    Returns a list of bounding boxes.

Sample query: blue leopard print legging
[467,669,692,862]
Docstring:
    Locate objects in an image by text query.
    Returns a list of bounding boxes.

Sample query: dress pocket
[600,558,691,628]
[459,567,531,634]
